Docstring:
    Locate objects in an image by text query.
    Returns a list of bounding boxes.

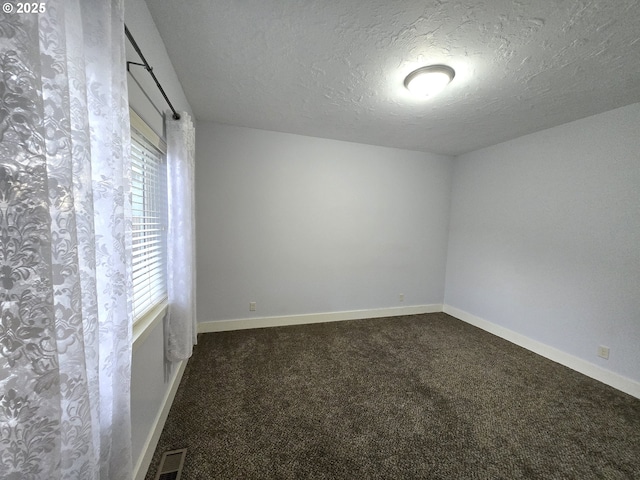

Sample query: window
[130,110,168,321]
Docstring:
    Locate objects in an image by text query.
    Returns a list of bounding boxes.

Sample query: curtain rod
[124,24,181,120]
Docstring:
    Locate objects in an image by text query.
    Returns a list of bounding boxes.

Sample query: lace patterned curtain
[0,1,133,479]
[165,112,197,361]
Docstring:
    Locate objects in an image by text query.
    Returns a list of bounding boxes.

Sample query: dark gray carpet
[145,313,640,479]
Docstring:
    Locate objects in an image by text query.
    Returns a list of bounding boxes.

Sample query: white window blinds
[130,115,168,320]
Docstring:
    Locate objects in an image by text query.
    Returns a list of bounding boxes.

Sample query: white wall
[445,102,640,385]
[196,123,453,323]
[125,0,192,477]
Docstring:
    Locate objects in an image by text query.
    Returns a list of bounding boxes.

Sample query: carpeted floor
[144,313,640,479]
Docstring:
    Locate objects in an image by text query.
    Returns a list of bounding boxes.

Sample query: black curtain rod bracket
[127,61,148,72]
[125,24,181,120]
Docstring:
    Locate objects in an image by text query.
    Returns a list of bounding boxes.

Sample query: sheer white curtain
[165,112,197,361]
[0,1,133,479]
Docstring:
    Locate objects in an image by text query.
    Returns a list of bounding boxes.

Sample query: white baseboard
[134,358,188,480]
[198,304,442,333]
[443,304,640,400]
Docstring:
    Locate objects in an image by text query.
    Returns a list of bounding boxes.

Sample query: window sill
[133,299,168,353]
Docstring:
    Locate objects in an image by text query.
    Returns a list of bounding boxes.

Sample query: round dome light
[404,65,455,98]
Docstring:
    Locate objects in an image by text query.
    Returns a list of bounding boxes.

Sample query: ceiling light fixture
[404,65,455,98]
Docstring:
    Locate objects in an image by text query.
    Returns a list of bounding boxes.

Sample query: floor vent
[154,448,187,480]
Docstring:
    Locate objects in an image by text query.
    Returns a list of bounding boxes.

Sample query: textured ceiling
[144,0,640,156]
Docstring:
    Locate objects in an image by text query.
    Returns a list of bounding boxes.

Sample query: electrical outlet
[398,293,404,302]
[597,345,609,360]
[249,302,256,312]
